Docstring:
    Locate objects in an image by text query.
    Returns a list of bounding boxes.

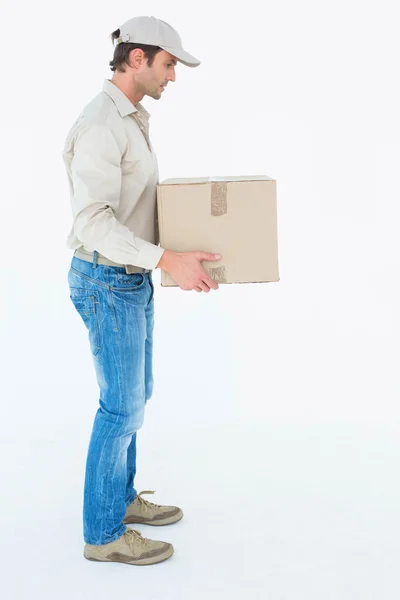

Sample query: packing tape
[211,182,227,216]
[207,266,227,283]
[210,182,228,282]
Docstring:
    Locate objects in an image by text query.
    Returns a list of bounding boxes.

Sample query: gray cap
[114,16,201,68]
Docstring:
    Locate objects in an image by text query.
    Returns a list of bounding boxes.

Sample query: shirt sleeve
[70,123,165,270]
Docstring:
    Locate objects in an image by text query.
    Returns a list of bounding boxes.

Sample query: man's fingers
[193,279,217,292]
[196,251,221,262]
[198,281,211,293]
[203,276,219,290]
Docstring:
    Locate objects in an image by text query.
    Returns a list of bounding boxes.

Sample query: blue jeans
[67,252,155,545]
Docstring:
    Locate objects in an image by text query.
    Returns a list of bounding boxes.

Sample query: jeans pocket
[69,288,102,357]
[113,272,146,290]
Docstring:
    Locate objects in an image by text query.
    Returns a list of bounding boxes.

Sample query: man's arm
[70,123,165,270]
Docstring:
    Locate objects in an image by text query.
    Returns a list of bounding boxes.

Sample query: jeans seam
[70,266,110,290]
[147,277,154,305]
[92,296,103,357]
[107,289,119,332]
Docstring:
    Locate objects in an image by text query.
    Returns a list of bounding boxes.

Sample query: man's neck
[110,76,144,107]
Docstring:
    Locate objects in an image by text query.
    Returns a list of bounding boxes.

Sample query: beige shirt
[62,79,166,270]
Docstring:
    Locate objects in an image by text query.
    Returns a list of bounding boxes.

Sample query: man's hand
[156,250,222,292]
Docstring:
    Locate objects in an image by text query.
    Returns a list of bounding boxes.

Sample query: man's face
[137,50,177,100]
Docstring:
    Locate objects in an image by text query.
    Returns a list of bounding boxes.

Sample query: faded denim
[67,252,155,544]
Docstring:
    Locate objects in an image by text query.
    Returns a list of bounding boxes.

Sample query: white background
[1,0,400,598]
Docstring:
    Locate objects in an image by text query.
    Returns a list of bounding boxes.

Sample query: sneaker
[84,529,174,565]
[123,490,183,526]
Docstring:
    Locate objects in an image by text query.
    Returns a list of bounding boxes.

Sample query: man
[63,15,222,566]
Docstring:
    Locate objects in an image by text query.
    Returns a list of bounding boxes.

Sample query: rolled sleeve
[70,123,165,270]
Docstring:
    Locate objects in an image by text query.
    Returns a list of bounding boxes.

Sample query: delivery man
[63,15,221,565]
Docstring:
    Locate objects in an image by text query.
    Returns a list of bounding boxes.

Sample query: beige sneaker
[84,529,174,565]
[123,490,183,526]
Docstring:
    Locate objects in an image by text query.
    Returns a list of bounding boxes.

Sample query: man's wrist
[156,249,171,270]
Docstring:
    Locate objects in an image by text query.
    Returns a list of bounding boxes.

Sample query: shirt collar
[102,79,151,120]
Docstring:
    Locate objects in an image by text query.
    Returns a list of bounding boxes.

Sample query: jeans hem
[126,492,138,506]
[84,524,127,546]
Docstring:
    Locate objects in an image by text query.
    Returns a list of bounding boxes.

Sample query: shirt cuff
[136,243,166,270]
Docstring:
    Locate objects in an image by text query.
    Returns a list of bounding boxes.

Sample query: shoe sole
[122,512,184,526]
[84,545,174,566]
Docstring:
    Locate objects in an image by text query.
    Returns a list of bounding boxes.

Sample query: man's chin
[146,90,162,100]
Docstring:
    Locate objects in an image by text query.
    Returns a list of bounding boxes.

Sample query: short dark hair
[109,29,163,72]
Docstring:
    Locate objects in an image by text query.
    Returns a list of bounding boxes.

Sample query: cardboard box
[156,176,280,287]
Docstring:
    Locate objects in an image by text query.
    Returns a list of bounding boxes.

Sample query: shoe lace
[136,490,163,510]
[124,528,147,552]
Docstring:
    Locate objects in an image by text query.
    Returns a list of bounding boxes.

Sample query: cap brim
[159,45,201,67]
